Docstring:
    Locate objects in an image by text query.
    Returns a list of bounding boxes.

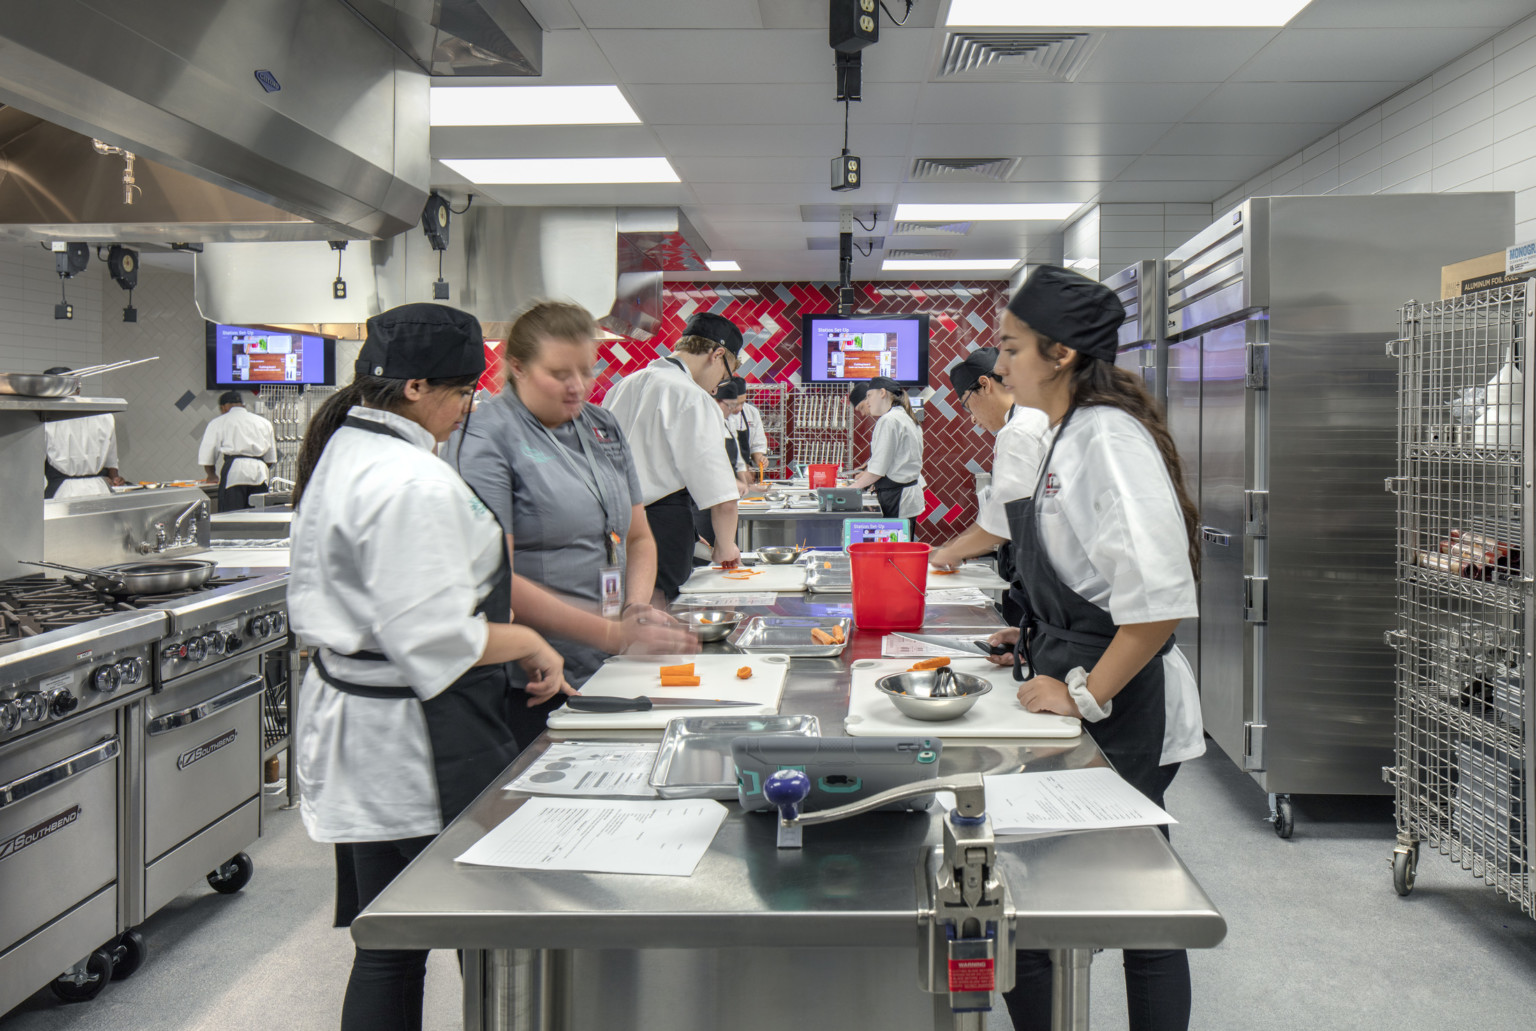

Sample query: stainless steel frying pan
[0,358,160,397]
[23,559,217,595]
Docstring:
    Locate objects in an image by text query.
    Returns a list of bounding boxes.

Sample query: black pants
[218,483,260,511]
[340,836,434,1031]
[1002,763,1190,1031]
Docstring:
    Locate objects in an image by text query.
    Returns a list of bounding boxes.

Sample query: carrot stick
[659,663,695,677]
[909,657,950,671]
[810,628,835,645]
[831,625,845,643]
[660,675,701,687]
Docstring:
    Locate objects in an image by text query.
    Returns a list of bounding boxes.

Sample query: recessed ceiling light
[439,157,681,185]
[705,260,740,272]
[881,258,1021,272]
[893,203,1081,222]
[430,85,641,126]
[946,0,1312,27]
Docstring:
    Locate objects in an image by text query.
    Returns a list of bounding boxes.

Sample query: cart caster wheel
[109,929,146,981]
[1273,796,1294,839]
[1393,845,1419,897]
[50,949,113,1003]
[207,852,254,894]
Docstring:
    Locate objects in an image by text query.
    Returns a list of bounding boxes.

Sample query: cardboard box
[1441,252,1506,299]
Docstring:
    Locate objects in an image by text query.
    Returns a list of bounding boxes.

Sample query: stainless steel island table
[353,597,1226,1030]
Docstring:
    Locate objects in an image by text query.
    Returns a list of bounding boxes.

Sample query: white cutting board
[844,658,1081,739]
[679,563,807,593]
[924,563,1008,595]
[545,653,790,730]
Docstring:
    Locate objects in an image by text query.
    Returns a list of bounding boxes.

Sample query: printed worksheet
[506,743,660,798]
[924,588,994,606]
[455,798,729,876]
[982,768,1177,835]
[673,593,777,607]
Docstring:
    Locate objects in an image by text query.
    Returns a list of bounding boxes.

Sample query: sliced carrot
[810,628,835,645]
[659,663,695,677]
[930,568,957,575]
[736,666,753,680]
[698,616,715,623]
[909,656,951,671]
[660,675,701,687]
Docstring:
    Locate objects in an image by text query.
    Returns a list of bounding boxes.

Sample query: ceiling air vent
[910,157,1020,183]
[935,32,1099,82]
[891,221,971,236]
[886,248,956,260]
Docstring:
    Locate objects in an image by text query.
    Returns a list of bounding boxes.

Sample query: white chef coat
[741,402,768,456]
[289,406,506,843]
[866,407,924,518]
[43,414,119,499]
[602,356,738,509]
[197,405,277,487]
[1033,404,1204,765]
[977,406,1050,537]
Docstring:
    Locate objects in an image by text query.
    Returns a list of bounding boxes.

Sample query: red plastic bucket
[808,463,839,488]
[849,542,930,631]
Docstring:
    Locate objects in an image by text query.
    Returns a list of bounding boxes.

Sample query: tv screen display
[205,322,335,388]
[801,312,929,387]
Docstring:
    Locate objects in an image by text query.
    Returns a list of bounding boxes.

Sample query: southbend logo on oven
[178,729,238,770]
[0,805,82,862]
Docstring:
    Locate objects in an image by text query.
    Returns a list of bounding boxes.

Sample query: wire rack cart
[1387,283,1536,913]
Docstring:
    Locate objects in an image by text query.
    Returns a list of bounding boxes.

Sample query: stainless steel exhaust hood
[0,0,538,243]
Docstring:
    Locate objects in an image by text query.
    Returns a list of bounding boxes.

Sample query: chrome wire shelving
[745,381,789,477]
[1387,282,1535,914]
[786,386,853,472]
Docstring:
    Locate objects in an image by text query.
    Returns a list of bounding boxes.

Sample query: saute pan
[22,559,217,596]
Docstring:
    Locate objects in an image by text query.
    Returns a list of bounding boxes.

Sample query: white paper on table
[925,588,994,606]
[881,633,986,658]
[981,768,1176,834]
[455,797,728,876]
[506,743,660,798]
[673,592,777,607]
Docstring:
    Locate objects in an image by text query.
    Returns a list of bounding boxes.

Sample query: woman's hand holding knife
[518,638,576,706]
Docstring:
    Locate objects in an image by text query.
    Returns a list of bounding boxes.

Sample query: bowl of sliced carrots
[676,609,746,643]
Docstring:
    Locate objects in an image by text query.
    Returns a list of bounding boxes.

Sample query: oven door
[0,712,120,955]
[144,666,262,865]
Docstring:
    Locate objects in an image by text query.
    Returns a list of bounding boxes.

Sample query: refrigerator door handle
[1201,526,1234,547]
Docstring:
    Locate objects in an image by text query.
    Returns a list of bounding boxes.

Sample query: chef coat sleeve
[672,399,738,510]
[453,419,517,537]
[103,416,119,469]
[977,419,1047,538]
[747,405,768,455]
[1081,425,1198,625]
[357,477,491,699]
[866,416,896,479]
[197,419,219,467]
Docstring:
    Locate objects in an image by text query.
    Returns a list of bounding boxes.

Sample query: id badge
[599,565,624,618]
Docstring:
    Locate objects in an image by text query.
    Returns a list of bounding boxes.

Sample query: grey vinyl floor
[4,744,1535,1031]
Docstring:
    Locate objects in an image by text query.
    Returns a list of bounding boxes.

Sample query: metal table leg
[480,948,560,1031]
[1050,948,1091,1031]
[281,645,302,810]
[931,999,986,1031]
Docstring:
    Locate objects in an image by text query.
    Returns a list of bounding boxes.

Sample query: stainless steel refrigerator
[1107,259,1167,406]
[1163,194,1513,836]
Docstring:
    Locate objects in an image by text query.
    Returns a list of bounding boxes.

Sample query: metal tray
[649,714,821,799]
[805,553,851,593]
[727,615,852,657]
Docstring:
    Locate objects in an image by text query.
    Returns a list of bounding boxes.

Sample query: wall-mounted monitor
[205,322,336,388]
[801,312,929,388]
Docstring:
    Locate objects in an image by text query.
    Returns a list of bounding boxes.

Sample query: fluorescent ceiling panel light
[882,258,1021,271]
[705,260,741,272]
[440,157,680,185]
[893,203,1081,222]
[430,85,641,126]
[946,0,1312,27]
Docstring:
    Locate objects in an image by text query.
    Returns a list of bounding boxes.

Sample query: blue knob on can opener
[764,769,811,849]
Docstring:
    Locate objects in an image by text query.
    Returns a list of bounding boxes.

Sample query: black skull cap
[1006,265,1125,363]
[681,312,744,356]
[356,303,485,380]
[947,347,1000,397]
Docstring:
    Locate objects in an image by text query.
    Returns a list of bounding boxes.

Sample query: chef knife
[564,695,761,713]
[891,632,1005,657]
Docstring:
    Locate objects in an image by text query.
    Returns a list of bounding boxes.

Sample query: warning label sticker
[948,958,995,993]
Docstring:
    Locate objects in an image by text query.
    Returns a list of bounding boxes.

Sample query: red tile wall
[595,281,1008,543]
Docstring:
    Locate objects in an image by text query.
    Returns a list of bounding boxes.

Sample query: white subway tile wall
[1217,11,1536,240]
[1095,202,1215,278]
[0,243,104,373]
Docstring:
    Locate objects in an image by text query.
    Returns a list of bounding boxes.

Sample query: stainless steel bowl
[676,609,745,643]
[876,669,992,722]
[756,546,804,564]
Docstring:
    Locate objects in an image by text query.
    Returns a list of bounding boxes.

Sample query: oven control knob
[185,637,207,662]
[0,701,20,732]
[117,658,144,684]
[270,612,288,636]
[50,691,79,718]
[203,632,225,655]
[92,665,123,693]
[15,692,48,721]
[247,616,268,637]
[223,634,243,653]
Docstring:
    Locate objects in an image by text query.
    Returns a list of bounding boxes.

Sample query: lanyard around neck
[532,408,620,539]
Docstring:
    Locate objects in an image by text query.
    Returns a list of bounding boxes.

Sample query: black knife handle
[564,695,652,713]
[973,640,1013,656]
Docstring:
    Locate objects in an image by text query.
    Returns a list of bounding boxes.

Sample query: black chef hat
[681,312,744,356]
[218,391,246,406]
[44,366,72,375]
[1006,265,1124,363]
[714,378,744,401]
[947,347,1001,397]
[848,376,903,405]
[356,303,485,381]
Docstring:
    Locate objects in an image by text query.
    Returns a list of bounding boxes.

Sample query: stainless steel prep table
[737,503,881,549]
[352,597,1226,1031]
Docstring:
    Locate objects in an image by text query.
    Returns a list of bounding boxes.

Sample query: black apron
[1004,406,1175,798]
[43,460,104,499]
[873,475,915,519]
[734,423,753,467]
[647,489,697,602]
[321,415,522,926]
[216,452,266,511]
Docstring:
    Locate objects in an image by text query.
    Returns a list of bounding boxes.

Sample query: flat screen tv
[205,322,336,388]
[800,312,929,388]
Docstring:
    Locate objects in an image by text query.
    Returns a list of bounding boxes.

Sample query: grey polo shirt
[446,389,642,687]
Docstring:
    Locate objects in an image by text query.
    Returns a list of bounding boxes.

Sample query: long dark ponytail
[291,373,477,509]
[1045,343,1201,580]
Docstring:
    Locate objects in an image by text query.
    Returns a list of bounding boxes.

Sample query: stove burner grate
[0,573,255,639]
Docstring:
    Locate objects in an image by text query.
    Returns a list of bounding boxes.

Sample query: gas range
[146,572,289,684]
